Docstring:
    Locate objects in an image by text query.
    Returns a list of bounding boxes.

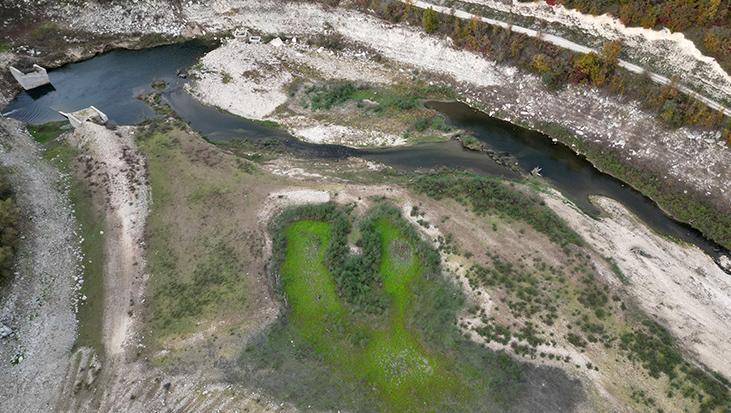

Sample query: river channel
[3,41,727,265]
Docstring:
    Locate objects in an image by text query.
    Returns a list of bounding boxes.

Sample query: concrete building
[9,65,51,90]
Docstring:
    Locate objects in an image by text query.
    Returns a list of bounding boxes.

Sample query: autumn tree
[600,40,622,68]
[422,7,439,34]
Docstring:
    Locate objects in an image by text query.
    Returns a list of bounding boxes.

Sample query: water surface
[3,42,727,264]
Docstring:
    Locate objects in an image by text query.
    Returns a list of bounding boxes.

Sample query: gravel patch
[0,118,81,412]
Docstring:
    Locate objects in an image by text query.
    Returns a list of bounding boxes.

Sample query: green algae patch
[282,214,464,411]
[240,203,531,412]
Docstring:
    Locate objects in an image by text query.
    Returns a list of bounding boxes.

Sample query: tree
[600,40,622,68]
[572,52,605,86]
[422,7,439,34]
[703,30,722,55]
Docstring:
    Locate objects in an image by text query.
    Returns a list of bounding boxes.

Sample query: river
[3,41,727,265]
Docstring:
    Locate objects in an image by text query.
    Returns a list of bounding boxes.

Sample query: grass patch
[240,203,567,412]
[410,169,582,247]
[41,140,105,354]
[412,115,450,132]
[301,81,456,146]
[620,319,731,411]
[30,21,63,42]
[135,120,262,354]
[27,121,68,144]
[251,118,282,129]
[606,257,629,284]
[305,81,454,113]
[460,135,482,151]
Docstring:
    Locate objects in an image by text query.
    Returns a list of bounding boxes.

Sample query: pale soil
[188,40,294,119]
[544,191,731,379]
[0,118,80,413]
[293,124,406,147]
[180,0,730,214]
[452,0,731,105]
[188,37,408,146]
[66,123,150,358]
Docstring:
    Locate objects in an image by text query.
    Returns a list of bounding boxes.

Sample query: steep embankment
[0,118,80,412]
[447,0,731,105]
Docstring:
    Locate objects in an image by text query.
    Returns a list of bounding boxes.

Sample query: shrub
[308,82,358,110]
[422,7,440,33]
[410,170,582,247]
[0,172,18,285]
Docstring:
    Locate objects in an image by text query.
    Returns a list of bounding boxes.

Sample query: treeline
[346,0,731,141]
[541,0,731,73]
[0,172,18,285]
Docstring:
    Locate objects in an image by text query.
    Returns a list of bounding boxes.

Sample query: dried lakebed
[3,41,728,268]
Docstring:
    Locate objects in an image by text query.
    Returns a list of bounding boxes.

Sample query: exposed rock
[0,324,12,338]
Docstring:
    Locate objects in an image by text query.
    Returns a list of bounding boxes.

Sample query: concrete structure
[59,106,108,129]
[9,65,51,90]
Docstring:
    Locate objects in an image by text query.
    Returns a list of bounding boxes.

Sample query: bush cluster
[410,169,582,247]
[0,172,18,285]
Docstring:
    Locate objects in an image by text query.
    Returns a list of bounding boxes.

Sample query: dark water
[3,42,212,124]
[3,42,727,263]
[428,101,725,250]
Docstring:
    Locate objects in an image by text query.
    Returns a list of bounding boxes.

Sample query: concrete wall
[9,65,50,90]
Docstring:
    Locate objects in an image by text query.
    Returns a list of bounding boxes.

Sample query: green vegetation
[422,7,440,33]
[27,121,68,144]
[138,121,253,342]
[411,115,449,132]
[301,81,456,145]
[459,135,482,151]
[0,170,18,285]
[620,319,731,411]
[606,257,629,284]
[251,118,282,129]
[241,203,550,412]
[462,236,730,411]
[40,139,105,353]
[305,81,453,113]
[307,82,358,110]
[151,80,167,91]
[410,170,582,247]
[0,41,9,53]
[30,21,63,42]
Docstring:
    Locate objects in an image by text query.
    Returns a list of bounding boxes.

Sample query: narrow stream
[3,41,727,265]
